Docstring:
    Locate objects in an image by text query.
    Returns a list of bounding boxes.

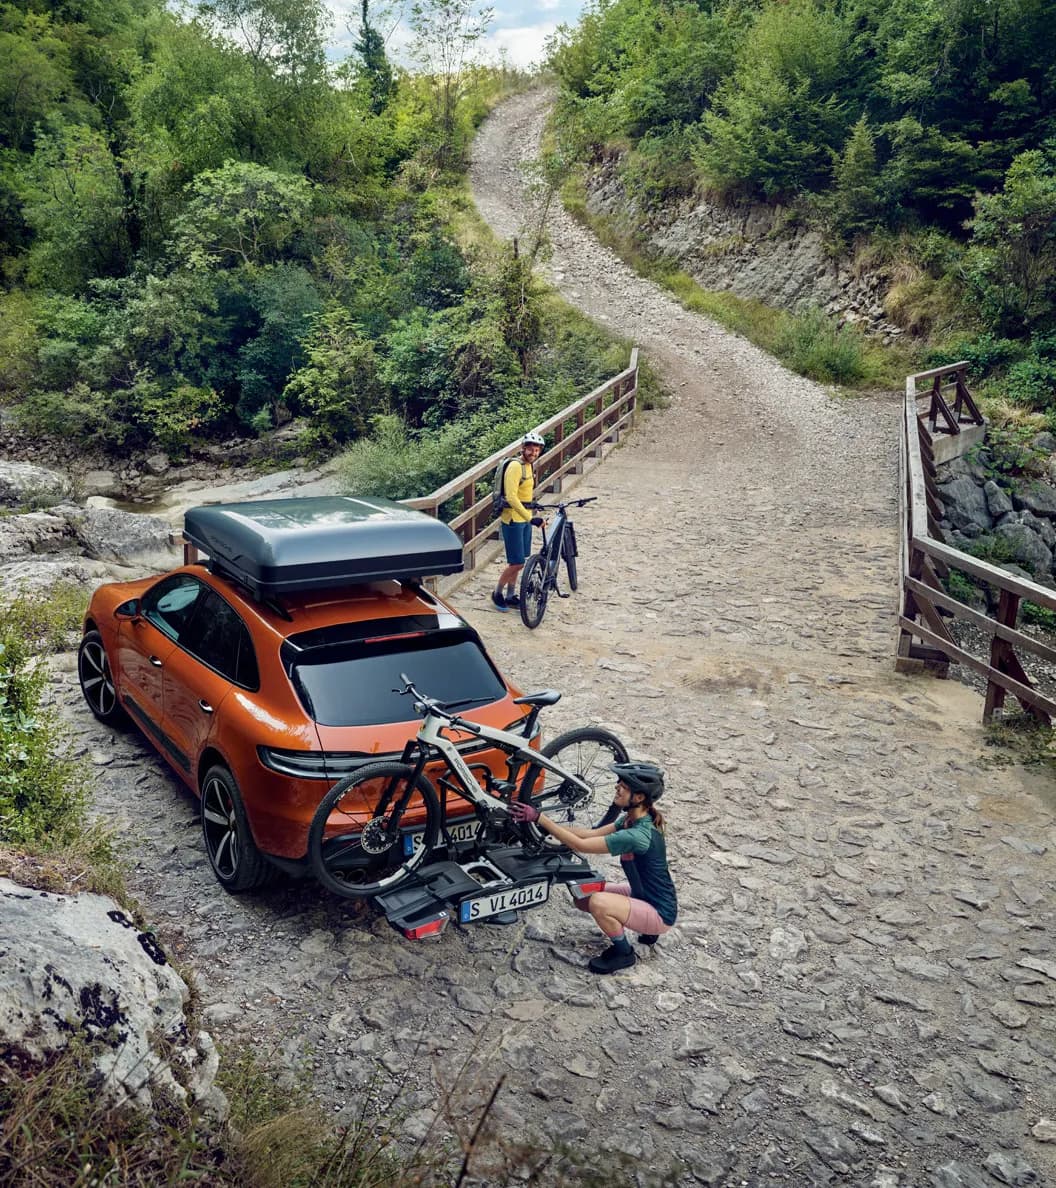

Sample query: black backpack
[491,458,522,516]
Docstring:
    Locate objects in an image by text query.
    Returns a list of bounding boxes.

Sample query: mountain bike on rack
[307,674,627,901]
[519,496,597,629]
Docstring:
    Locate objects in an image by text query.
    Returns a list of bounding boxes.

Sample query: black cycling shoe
[638,934,660,946]
[504,592,521,608]
[588,945,636,975]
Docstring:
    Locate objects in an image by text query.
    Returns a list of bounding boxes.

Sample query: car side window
[142,575,204,642]
[179,590,258,689]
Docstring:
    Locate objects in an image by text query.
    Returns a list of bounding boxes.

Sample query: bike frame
[537,507,571,584]
[386,700,592,840]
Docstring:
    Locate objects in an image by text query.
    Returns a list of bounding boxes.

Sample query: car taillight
[257,747,377,778]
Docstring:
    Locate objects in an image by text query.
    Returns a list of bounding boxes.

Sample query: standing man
[492,431,545,611]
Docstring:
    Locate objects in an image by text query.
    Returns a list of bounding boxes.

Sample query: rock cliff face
[582,156,905,341]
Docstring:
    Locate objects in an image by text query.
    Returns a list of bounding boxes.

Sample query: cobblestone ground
[56,90,1056,1186]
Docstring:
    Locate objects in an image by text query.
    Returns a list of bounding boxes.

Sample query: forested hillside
[0,0,626,482]
[548,0,1056,411]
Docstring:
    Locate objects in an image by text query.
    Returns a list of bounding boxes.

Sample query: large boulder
[63,505,176,564]
[994,521,1053,578]
[983,480,1013,519]
[0,878,227,1118]
[0,461,72,508]
[1013,479,1056,519]
[938,475,993,534]
[0,511,75,561]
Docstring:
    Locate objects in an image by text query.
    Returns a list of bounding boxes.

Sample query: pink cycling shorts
[605,882,672,935]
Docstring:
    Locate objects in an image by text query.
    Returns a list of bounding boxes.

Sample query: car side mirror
[115,599,140,620]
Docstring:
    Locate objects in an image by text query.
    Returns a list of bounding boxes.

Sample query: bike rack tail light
[569,878,605,899]
[401,911,449,940]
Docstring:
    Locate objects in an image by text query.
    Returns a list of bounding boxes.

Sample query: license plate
[459,880,549,923]
[403,818,478,857]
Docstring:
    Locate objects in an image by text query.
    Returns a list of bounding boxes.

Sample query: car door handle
[149,655,163,667]
[198,699,214,714]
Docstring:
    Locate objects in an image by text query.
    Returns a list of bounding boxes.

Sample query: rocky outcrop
[936,441,1056,588]
[0,877,227,1118]
[0,504,177,600]
[0,461,72,508]
[582,157,904,340]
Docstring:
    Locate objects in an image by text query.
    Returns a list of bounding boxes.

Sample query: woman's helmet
[521,431,545,448]
[610,761,664,801]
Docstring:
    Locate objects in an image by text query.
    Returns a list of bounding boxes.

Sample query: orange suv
[77,497,531,892]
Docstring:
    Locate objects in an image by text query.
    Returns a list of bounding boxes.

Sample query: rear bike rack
[373,843,604,940]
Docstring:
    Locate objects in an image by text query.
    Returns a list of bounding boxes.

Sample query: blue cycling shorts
[501,520,532,565]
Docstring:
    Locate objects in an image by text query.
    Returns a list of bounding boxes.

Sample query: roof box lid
[183,496,464,597]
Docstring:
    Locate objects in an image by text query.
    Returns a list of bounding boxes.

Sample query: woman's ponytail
[647,802,665,832]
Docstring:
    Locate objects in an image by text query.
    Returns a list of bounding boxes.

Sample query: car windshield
[286,630,506,727]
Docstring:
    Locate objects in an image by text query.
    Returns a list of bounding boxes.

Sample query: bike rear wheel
[523,727,629,847]
[308,762,440,899]
[519,553,548,628]
[563,525,578,592]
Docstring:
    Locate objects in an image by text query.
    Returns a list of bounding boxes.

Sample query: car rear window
[285,630,507,727]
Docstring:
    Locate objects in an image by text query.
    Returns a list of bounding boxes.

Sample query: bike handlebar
[394,674,485,727]
[531,496,597,511]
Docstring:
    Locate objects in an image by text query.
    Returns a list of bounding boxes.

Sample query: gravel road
[57,89,1056,1186]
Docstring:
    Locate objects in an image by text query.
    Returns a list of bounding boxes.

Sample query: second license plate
[459,880,549,923]
[403,818,478,856]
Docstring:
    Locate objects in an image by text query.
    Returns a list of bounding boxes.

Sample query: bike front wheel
[519,553,548,628]
[308,762,440,899]
[523,727,629,846]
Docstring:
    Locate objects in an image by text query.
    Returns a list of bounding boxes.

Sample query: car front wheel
[201,765,276,892]
[77,630,127,725]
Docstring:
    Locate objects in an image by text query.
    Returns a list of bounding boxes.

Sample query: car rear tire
[308,762,441,899]
[77,630,127,725]
[201,765,276,893]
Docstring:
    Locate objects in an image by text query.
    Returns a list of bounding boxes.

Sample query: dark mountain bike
[519,496,596,629]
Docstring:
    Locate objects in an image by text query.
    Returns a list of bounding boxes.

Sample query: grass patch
[562,175,915,390]
[0,581,87,653]
[982,710,1056,770]
[0,1041,228,1188]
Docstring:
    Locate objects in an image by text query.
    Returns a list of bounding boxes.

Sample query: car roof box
[183,496,464,597]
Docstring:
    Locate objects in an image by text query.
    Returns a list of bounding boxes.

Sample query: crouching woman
[510,762,677,974]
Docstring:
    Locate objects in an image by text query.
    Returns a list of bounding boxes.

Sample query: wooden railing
[405,348,639,569]
[898,361,1056,724]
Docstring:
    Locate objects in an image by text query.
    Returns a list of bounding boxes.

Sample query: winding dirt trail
[58,90,1056,1185]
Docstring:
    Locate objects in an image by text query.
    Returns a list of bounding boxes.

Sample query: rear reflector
[571,880,605,897]
[403,913,448,939]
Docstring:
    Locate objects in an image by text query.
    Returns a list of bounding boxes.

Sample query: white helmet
[521,431,545,448]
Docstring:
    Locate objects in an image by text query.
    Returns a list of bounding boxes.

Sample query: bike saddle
[513,690,562,707]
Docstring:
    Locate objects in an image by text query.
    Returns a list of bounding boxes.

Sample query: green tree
[409,0,493,170]
[170,161,314,268]
[283,305,384,441]
[353,0,395,115]
[22,123,129,290]
[694,0,852,199]
[0,11,75,152]
[829,115,882,239]
[495,240,543,375]
[963,149,1056,335]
